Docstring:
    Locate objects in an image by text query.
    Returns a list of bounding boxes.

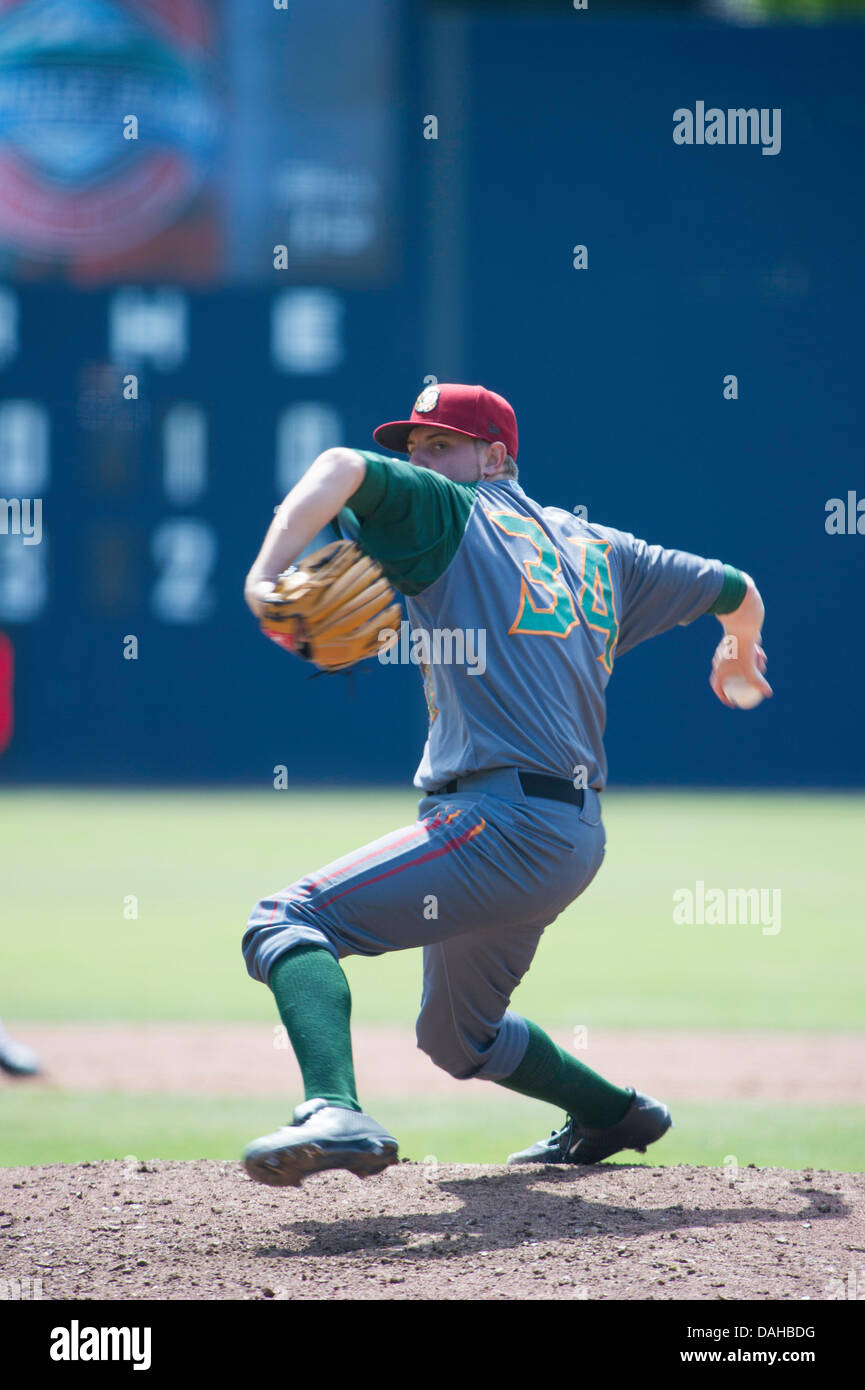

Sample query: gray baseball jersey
[335,456,740,792]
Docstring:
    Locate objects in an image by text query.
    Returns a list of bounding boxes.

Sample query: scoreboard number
[0,537,47,623]
[150,518,217,623]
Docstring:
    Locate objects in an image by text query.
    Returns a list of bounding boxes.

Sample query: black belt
[433,771,585,809]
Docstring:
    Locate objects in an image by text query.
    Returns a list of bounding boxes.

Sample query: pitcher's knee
[415,1017,480,1081]
[241,890,332,986]
[241,899,278,985]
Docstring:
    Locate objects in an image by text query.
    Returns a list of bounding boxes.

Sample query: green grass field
[1,1092,860,1172]
[2,789,863,1168]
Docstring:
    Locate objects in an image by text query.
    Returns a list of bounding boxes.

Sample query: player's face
[406,426,484,481]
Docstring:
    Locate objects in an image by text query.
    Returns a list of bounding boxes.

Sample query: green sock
[269,945,361,1113]
[496,1018,633,1128]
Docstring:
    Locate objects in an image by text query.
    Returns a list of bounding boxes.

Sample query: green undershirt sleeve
[708,564,748,615]
[331,450,478,596]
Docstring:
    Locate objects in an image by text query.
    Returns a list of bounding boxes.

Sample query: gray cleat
[507,1087,672,1167]
[0,1028,41,1077]
[243,1097,400,1188]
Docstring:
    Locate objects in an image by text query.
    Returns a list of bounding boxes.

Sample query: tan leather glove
[257,539,402,673]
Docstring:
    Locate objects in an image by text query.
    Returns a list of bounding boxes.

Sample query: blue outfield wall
[0,14,862,787]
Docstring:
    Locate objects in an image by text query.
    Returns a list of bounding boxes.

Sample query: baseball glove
[257,539,402,673]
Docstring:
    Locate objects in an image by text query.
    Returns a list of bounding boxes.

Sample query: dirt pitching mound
[1,1161,862,1301]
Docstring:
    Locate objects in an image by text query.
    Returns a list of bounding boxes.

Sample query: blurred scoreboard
[1,284,402,624]
[0,0,424,782]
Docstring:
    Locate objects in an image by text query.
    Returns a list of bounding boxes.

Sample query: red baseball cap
[373,383,518,461]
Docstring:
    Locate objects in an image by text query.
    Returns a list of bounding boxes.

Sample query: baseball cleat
[0,1029,41,1078]
[242,1097,399,1188]
[506,1087,672,1167]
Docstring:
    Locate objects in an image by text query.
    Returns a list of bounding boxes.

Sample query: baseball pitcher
[241,383,771,1187]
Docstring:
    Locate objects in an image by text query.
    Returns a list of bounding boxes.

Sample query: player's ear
[483,440,507,475]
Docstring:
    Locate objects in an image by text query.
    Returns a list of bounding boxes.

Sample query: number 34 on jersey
[488,511,619,673]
